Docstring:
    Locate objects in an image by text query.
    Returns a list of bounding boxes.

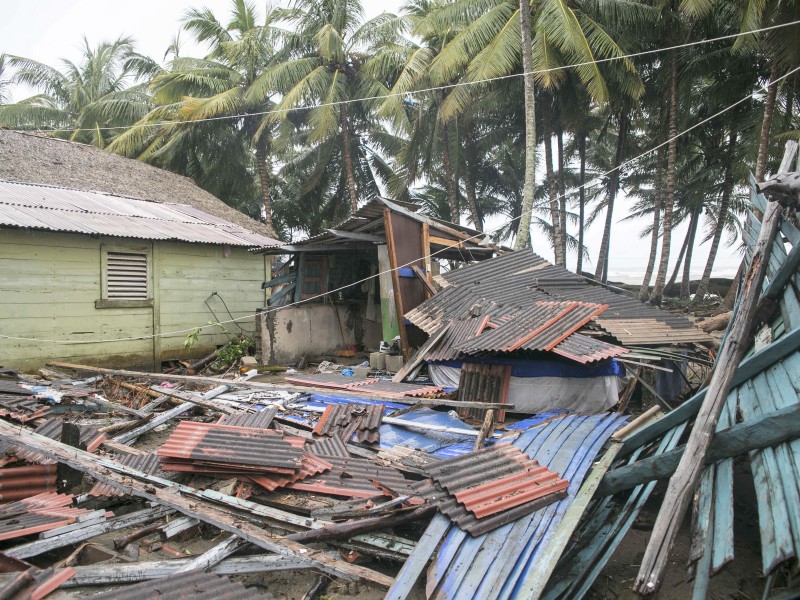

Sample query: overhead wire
[9,18,800,135]
[3,62,798,346]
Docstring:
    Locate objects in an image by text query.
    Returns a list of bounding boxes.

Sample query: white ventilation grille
[107,252,148,300]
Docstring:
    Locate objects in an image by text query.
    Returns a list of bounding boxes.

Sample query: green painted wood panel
[1,230,268,371]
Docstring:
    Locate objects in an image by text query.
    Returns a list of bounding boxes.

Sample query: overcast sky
[2,0,744,285]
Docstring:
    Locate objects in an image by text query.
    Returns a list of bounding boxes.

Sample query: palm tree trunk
[557,126,567,262]
[255,134,275,236]
[651,52,678,305]
[340,105,359,214]
[463,128,482,230]
[680,208,700,299]
[440,119,460,224]
[694,130,737,301]
[665,223,690,294]
[755,61,780,182]
[595,111,628,283]
[639,193,662,301]
[577,131,587,275]
[514,0,536,250]
[543,98,564,265]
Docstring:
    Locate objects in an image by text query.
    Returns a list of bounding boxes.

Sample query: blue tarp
[379,407,476,453]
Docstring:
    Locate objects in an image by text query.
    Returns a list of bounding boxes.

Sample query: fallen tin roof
[0,464,57,503]
[313,403,384,444]
[33,418,106,453]
[157,421,305,472]
[291,454,413,498]
[0,492,104,541]
[217,405,278,429]
[88,453,162,499]
[87,569,269,599]
[389,412,626,600]
[408,250,711,346]
[0,179,280,247]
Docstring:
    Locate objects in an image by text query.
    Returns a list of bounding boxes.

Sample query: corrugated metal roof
[551,332,629,364]
[456,362,511,423]
[247,453,333,493]
[426,317,490,362]
[0,179,280,247]
[88,570,268,599]
[309,435,350,458]
[157,421,305,472]
[408,250,711,346]
[457,302,607,354]
[0,464,57,503]
[218,406,278,429]
[312,403,384,444]
[33,418,106,453]
[290,454,413,498]
[0,492,102,540]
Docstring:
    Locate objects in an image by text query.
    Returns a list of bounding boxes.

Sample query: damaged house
[0,130,281,371]
[257,197,499,364]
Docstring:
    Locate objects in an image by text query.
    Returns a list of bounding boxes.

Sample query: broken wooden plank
[7,507,173,559]
[384,514,451,600]
[159,516,200,540]
[177,534,246,572]
[150,385,237,415]
[412,265,437,297]
[113,384,229,445]
[62,554,314,587]
[599,402,800,496]
[635,146,790,595]
[392,325,448,383]
[286,506,435,544]
[0,421,396,586]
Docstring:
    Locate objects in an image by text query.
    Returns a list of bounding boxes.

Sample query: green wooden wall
[0,229,268,372]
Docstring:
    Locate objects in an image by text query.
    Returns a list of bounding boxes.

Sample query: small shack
[0,130,281,371]
[257,198,499,364]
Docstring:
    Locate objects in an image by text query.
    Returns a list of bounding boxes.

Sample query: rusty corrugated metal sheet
[0,179,280,247]
[456,363,511,423]
[313,404,383,444]
[290,454,413,498]
[425,317,490,362]
[0,464,57,503]
[0,396,50,423]
[309,435,350,458]
[285,373,370,390]
[87,569,268,599]
[356,380,444,398]
[552,332,629,364]
[218,406,278,429]
[33,419,106,453]
[88,453,161,498]
[413,442,569,535]
[157,421,304,473]
[0,492,102,540]
[456,301,607,354]
[247,453,333,493]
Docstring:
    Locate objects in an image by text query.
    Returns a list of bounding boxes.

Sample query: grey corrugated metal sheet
[291,454,412,498]
[88,570,268,599]
[552,333,628,364]
[0,180,280,247]
[218,406,278,429]
[426,317,490,362]
[409,250,711,346]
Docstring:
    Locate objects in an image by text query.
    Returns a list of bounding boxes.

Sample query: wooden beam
[268,282,296,306]
[421,223,433,286]
[261,272,297,289]
[392,325,448,383]
[634,145,792,595]
[599,403,800,497]
[325,229,384,243]
[384,208,411,362]
[7,507,173,559]
[412,266,437,298]
[150,386,237,415]
[177,534,246,572]
[0,421,394,587]
[429,235,463,248]
[63,555,313,587]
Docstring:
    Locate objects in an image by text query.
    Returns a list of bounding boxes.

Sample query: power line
[3,63,797,346]
[11,18,800,135]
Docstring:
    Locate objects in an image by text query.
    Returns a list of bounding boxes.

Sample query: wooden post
[473,409,495,451]
[384,209,411,361]
[421,223,433,285]
[634,143,795,595]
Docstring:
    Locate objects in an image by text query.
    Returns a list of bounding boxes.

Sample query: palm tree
[0,54,11,104]
[251,0,401,220]
[0,37,150,147]
[110,0,285,235]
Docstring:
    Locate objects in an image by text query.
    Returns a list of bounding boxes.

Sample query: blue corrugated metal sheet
[0,180,279,247]
[399,412,625,600]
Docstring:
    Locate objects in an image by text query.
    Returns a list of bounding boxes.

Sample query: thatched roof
[0,129,278,241]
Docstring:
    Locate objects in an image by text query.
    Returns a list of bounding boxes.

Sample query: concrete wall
[0,229,268,372]
[259,302,382,365]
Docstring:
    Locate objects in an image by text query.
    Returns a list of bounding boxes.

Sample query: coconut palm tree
[249,0,402,221]
[109,0,286,235]
[0,54,11,104]
[0,37,150,147]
